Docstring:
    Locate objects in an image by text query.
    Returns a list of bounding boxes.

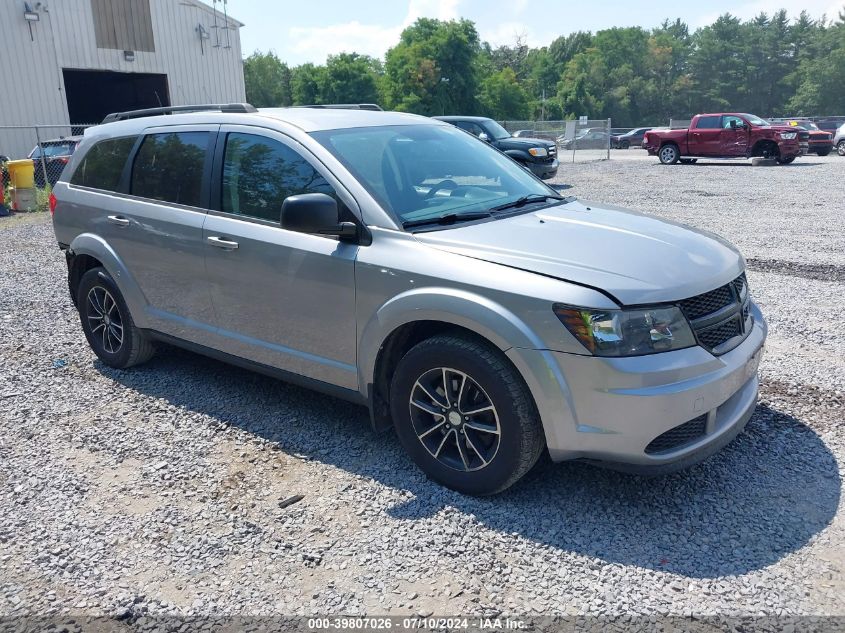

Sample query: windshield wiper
[491,193,567,213]
[402,211,492,229]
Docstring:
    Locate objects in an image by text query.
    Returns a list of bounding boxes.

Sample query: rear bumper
[507,301,767,471]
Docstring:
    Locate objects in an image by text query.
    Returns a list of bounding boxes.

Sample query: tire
[838,141,845,157]
[776,155,796,165]
[389,334,545,496]
[620,140,629,149]
[658,144,679,164]
[77,267,155,369]
[816,149,831,156]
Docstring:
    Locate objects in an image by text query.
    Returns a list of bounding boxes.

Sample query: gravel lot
[1,153,843,623]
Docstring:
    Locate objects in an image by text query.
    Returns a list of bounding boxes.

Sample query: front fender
[357,286,546,393]
[503,149,531,163]
[69,233,150,327]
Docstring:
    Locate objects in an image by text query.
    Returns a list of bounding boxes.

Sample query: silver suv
[51,104,766,495]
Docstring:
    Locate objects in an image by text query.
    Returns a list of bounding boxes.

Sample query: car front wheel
[390,334,545,495]
[77,267,155,368]
[838,140,845,156]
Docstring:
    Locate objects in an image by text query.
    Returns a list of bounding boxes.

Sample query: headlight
[553,304,696,357]
[780,132,798,140]
[528,147,548,157]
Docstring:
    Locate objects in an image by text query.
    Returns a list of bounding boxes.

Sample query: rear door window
[69,136,136,191]
[695,116,721,129]
[131,131,210,207]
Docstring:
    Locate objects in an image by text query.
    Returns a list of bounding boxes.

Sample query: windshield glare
[743,114,770,126]
[484,120,512,140]
[312,124,555,227]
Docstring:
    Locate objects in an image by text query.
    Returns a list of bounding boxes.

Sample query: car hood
[413,199,744,306]
[501,137,555,149]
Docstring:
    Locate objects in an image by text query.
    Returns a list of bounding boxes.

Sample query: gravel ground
[1,153,843,624]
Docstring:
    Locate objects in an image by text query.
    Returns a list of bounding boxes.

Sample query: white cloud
[287,0,462,63]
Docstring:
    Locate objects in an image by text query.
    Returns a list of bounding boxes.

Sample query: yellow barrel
[7,159,35,189]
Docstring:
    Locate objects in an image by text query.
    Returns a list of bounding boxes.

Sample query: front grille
[798,130,810,141]
[645,415,707,454]
[678,272,752,354]
[679,285,733,320]
[698,317,743,349]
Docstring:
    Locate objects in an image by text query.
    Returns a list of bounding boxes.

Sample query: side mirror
[478,132,490,142]
[280,193,357,240]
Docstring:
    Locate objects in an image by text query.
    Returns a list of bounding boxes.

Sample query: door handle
[207,236,239,250]
[107,215,130,227]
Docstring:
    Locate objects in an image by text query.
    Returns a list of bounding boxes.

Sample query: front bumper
[507,301,767,471]
[529,158,559,180]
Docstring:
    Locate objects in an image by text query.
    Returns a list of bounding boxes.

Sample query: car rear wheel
[389,334,545,496]
[817,149,831,156]
[838,140,845,156]
[658,144,680,164]
[77,267,155,369]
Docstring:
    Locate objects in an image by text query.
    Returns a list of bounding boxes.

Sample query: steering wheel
[424,179,458,199]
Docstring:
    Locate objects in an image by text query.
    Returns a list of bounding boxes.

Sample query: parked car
[558,129,610,150]
[29,136,82,187]
[781,120,833,156]
[834,123,845,156]
[51,103,766,495]
[433,116,558,180]
[642,113,804,164]
[611,127,652,149]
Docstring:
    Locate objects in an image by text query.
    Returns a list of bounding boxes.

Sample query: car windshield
[482,119,512,140]
[312,124,557,228]
[742,114,770,127]
[31,142,75,158]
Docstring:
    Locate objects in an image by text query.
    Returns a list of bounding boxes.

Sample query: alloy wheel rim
[660,146,676,162]
[408,367,501,472]
[86,286,124,354]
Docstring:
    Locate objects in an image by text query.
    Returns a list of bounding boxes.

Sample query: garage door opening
[63,69,170,125]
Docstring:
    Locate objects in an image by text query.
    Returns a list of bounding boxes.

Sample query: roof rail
[102,103,257,124]
[294,103,383,111]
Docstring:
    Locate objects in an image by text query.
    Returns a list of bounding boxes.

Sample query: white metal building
[0,0,246,158]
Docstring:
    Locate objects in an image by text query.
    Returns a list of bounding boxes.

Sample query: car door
[719,115,749,156]
[202,125,359,390]
[101,125,218,344]
[688,116,722,155]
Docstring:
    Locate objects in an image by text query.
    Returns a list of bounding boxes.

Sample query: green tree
[478,67,530,119]
[291,63,327,104]
[384,18,482,115]
[243,51,292,107]
[322,53,383,104]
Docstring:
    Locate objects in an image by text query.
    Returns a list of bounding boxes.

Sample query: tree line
[243,9,845,126]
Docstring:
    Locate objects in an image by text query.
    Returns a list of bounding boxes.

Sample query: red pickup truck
[643,113,805,165]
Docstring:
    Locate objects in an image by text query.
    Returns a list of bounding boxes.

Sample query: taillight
[49,192,57,216]
[57,157,69,164]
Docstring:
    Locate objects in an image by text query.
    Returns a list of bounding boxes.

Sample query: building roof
[184,0,244,28]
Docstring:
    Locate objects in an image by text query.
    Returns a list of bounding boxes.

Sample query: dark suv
[434,116,558,180]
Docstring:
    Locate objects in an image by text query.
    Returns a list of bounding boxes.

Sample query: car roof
[40,136,83,144]
[84,108,440,138]
[433,116,493,123]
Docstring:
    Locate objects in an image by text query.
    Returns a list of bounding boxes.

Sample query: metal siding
[0,0,245,158]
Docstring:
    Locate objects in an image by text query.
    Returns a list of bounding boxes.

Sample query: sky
[229,0,845,65]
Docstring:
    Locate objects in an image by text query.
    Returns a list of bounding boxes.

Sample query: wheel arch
[67,233,149,326]
[360,288,546,432]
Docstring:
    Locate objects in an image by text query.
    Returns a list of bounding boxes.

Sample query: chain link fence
[1,124,96,212]
[500,119,612,162]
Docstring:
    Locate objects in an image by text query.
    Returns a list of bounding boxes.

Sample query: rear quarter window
[69,136,136,191]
